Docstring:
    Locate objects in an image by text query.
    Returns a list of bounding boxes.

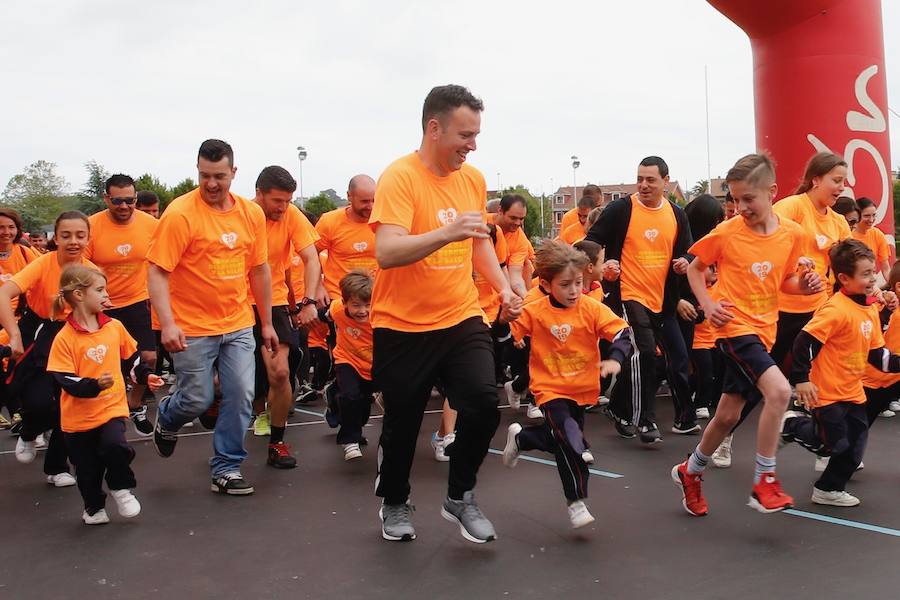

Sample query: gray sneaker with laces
[379,502,416,541]
[441,491,497,543]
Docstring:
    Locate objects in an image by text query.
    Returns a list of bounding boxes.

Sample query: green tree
[75,160,109,215]
[1,160,70,229]
[134,173,174,209]
[690,179,709,198]
[501,184,547,240]
[304,192,337,218]
[668,191,685,208]
[169,178,196,200]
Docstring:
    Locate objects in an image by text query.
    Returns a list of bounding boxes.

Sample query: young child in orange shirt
[782,240,900,507]
[320,271,374,461]
[46,265,163,524]
[501,241,633,528]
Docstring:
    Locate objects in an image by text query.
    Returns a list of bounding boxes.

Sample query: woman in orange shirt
[47,266,163,524]
[851,197,891,282]
[0,211,96,486]
[502,241,633,528]
[0,208,39,428]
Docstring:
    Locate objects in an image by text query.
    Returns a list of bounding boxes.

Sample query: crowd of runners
[2,84,899,542]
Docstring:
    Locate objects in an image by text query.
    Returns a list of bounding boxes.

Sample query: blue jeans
[157,328,256,477]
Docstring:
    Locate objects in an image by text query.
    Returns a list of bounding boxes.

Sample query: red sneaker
[748,473,793,513]
[267,442,298,469]
[671,461,708,516]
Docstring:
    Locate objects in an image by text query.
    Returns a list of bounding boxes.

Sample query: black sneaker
[153,402,178,458]
[130,406,154,436]
[267,442,298,469]
[671,421,701,435]
[296,384,319,405]
[602,405,636,439]
[639,423,662,445]
[210,473,255,495]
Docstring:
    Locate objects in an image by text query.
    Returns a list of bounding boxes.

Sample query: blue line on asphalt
[784,509,900,538]
[486,448,624,479]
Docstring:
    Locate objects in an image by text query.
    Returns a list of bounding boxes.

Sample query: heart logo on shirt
[86,344,108,364]
[437,208,458,226]
[353,242,368,253]
[550,323,573,343]
[221,232,238,249]
[644,229,659,243]
[291,255,301,267]
[751,261,773,282]
[861,320,873,340]
[347,327,361,339]
[116,244,132,257]
[815,234,828,250]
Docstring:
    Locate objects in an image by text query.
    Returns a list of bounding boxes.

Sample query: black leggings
[334,363,374,444]
[65,418,136,513]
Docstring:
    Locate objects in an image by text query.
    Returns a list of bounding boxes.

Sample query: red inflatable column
[709,0,894,242]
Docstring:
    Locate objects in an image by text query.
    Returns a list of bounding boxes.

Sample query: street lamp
[296,146,308,202]
[571,155,580,206]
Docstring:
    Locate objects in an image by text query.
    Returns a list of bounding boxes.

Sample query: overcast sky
[2,0,898,200]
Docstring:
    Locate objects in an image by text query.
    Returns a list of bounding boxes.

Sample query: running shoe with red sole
[671,461,708,516]
[748,473,793,513]
[267,442,298,469]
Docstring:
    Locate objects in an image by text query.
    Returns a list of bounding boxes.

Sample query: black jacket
[585,196,693,318]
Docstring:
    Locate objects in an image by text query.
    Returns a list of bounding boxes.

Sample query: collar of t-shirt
[632,193,667,211]
[549,295,569,309]
[66,312,113,333]
[839,289,877,306]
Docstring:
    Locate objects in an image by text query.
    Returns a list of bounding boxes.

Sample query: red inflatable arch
[709,0,894,242]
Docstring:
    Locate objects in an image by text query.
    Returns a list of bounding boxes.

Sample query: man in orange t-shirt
[315,175,378,300]
[559,184,603,233]
[251,166,321,469]
[370,85,522,544]
[85,173,159,436]
[585,156,695,444]
[493,194,532,297]
[147,139,276,496]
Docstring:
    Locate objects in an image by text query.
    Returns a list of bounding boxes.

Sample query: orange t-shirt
[315,208,378,299]
[369,152,486,332]
[146,189,267,336]
[560,207,580,233]
[524,283,549,305]
[689,216,804,351]
[620,195,677,313]
[863,308,900,389]
[474,230,508,321]
[803,292,884,406]
[47,317,136,432]
[851,227,890,265]
[329,297,373,380]
[260,204,319,307]
[0,244,40,313]
[84,210,158,308]
[559,222,585,245]
[510,294,628,406]
[493,215,530,268]
[291,250,330,348]
[773,194,851,314]
[11,252,99,320]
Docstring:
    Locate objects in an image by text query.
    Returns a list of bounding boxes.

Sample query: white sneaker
[581,450,594,465]
[15,438,36,464]
[526,404,543,419]
[431,432,448,462]
[110,489,141,518]
[502,423,522,468]
[344,443,362,461]
[811,487,860,507]
[879,409,896,418]
[890,400,900,412]
[597,395,610,406]
[567,500,595,529]
[695,407,710,420]
[34,433,47,449]
[82,509,110,525]
[504,380,527,409]
[46,472,76,487]
[815,456,830,472]
[856,461,864,471]
[711,434,733,468]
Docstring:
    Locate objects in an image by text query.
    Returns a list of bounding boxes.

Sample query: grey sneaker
[379,502,416,541]
[441,491,497,544]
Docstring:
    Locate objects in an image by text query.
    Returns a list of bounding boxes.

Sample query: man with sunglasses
[84,174,159,436]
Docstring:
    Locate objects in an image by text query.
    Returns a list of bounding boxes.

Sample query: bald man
[315,175,378,300]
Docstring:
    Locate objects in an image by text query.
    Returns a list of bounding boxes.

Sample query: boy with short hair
[782,239,900,506]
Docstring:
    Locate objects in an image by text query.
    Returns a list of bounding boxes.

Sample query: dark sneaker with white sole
[602,405,636,438]
[152,403,178,457]
[639,423,662,444]
[441,491,497,543]
[130,406,154,436]
[211,473,255,495]
[380,502,416,541]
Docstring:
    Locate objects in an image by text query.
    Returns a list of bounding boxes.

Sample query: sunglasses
[110,196,137,206]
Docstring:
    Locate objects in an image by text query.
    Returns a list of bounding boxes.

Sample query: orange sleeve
[370,169,414,231]
[590,298,629,341]
[875,229,890,263]
[314,213,332,252]
[773,196,801,223]
[46,329,76,374]
[870,312,886,350]
[506,231,528,267]
[10,255,46,294]
[248,204,268,268]
[118,321,138,360]
[687,224,724,267]
[494,230,508,264]
[290,207,320,253]
[147,211,192,273]
[802,301,839,344]
[327,297,344,320]
[509,303,534,342]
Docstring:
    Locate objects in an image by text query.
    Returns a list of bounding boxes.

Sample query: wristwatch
[299,297,317,306]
